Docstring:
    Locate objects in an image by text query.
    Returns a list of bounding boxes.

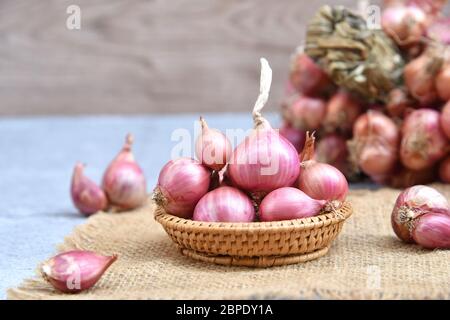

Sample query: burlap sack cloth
[8,185,450,300]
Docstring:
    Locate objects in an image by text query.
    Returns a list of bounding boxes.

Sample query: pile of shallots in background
[280,0,450,188]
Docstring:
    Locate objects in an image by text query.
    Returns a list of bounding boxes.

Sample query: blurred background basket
[154,202,352,267]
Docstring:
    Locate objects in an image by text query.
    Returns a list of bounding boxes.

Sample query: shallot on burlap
[8,185,450,300]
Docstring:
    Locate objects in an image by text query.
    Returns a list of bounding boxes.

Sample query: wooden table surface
[0,0,384,116]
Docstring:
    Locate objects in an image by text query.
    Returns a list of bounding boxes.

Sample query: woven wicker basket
[154,202,352,267]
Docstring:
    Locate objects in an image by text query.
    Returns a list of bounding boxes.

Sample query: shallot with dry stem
[195,116,232,171]
[298,132,348,205]
[227,58,300,199]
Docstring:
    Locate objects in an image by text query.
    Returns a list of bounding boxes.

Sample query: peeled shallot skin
[193,186,255,223]
[259,187,326,222]
[41,250,117,293]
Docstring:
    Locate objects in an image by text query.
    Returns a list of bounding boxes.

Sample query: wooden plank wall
[0,0,408,116]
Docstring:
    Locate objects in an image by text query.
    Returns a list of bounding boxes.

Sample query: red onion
[391,185,450,243]
[323,91,362,134]
[195,116,232,171]
[289,47,333,97]
[439,155,450,183]
[440,100,450,139]
[102,134,147,210]
[349,111,400,183]
[259,187,326,222]
[193,186,255,222]
[154,157,211,218]
[382,3,428,47]
[41,250,117,293]
[404,49,443,106]
[286,95,327,131]
[279,123,306,153]
[227,58,300,197]
[400,109,448,170]
[298,132,348,204]
[71,163,108,216]
[315,134,349,176]
[412,213,450,249]
[436,63,450,101]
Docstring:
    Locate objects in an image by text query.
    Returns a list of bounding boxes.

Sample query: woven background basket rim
[154,201,352,233]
